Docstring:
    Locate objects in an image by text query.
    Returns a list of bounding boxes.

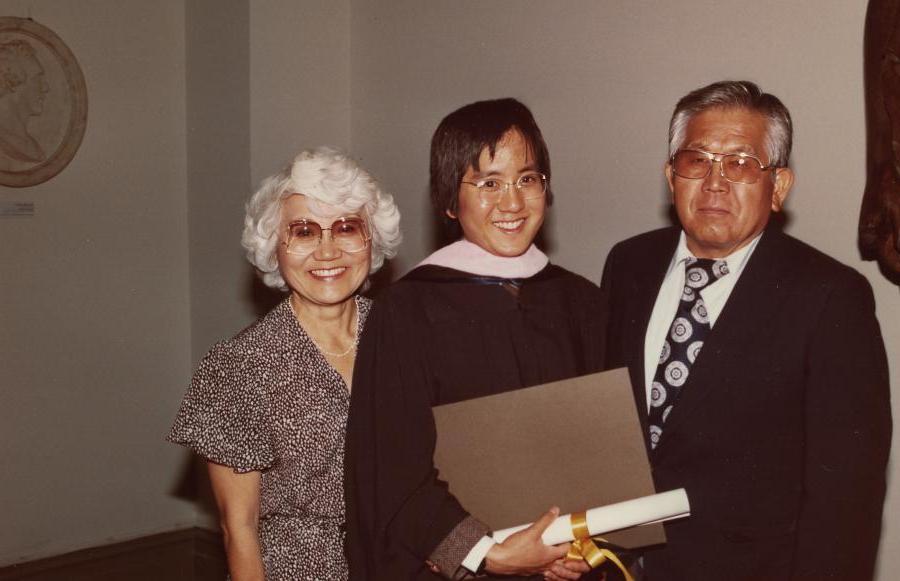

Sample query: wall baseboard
[0,528,226,581]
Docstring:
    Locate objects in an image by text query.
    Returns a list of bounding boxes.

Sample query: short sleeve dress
[169,295,371,581]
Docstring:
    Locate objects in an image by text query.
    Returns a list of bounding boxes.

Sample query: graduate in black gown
[346,99,606,581]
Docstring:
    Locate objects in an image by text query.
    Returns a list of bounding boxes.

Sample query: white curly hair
[242,146,402,291]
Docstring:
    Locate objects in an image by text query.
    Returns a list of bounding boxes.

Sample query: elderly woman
[169,147,401,581]
[345,99,606,581]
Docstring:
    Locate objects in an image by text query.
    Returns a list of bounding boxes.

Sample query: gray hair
[668,80,793,168]
[242,146,402,291]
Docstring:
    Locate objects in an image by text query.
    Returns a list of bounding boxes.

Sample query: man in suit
[601,80,891,580]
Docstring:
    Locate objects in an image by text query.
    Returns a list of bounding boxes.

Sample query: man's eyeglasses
[282,217,371,256]
[461,171,547,206]
[670,149,776,185]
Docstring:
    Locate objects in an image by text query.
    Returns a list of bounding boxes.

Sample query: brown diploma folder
[432,367,665,549]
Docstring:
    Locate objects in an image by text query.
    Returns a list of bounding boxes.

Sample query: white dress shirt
[462,535,497,573]
[642,231,763,411]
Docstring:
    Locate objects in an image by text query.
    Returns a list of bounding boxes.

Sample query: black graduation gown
[345,263,607,580]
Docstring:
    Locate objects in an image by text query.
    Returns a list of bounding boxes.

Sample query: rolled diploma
[491,488,690,545]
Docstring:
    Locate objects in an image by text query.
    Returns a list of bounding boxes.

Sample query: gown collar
[416,239,549,278]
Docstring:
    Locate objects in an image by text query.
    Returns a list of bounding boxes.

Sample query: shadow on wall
[247,271,284,318]
[168,452,219,525]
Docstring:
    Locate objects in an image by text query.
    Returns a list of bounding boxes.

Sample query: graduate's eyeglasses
[461,171,547,205]
[670,149,776,185]
[282,217,371,256]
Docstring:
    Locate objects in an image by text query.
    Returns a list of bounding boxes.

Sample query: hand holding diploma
[486,490,690,581]
[484,506,590,580]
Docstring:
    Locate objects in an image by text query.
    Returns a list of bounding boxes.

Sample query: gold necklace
[289,298,359,358]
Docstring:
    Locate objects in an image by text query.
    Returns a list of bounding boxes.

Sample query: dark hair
[669,80,793,167]
[429,98,552,236]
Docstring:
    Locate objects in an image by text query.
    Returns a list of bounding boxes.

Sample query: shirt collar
[670,230,764,279]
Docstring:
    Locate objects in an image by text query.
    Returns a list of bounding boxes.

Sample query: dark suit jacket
[601,226,891,581]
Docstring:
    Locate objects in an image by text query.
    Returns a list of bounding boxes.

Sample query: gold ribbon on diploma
[564,511,634,581]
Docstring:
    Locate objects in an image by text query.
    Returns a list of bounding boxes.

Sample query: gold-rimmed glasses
[671,149,776,185]
[282,216,371,256]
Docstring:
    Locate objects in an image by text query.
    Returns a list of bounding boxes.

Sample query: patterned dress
[169,295,371,580]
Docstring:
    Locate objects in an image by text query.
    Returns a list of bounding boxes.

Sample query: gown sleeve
[345,292,480,579]
[168,342,275,473]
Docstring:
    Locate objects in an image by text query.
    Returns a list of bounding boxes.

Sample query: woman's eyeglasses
[283,217,371,256]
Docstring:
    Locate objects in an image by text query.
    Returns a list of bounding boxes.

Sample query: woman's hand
[483,507,575,577]
[207,461,265,581]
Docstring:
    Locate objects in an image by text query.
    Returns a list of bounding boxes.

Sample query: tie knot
[684,258,729,292]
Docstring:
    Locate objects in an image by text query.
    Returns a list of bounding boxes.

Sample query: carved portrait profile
[0,17,87,187]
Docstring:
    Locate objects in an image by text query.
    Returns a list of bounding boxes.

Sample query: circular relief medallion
[0,18,87,187]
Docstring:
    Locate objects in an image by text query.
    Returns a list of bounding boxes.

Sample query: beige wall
[0,0,356,565]
[0,0,195,564]
[186,0,252,364]
[2,0,899,577]
[249,0,351,185]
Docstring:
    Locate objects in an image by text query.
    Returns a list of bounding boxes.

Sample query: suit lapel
[653,229,794,450]
[622,230,680,436]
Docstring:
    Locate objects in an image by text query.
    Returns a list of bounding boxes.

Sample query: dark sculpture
[862,0,900,281]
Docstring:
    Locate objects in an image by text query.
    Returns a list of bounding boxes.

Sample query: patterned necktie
[648,257,729,449]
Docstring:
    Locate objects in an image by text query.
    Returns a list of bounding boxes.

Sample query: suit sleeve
[792,271,891,579]
[345,295,483,580]
[599,243,624,369]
